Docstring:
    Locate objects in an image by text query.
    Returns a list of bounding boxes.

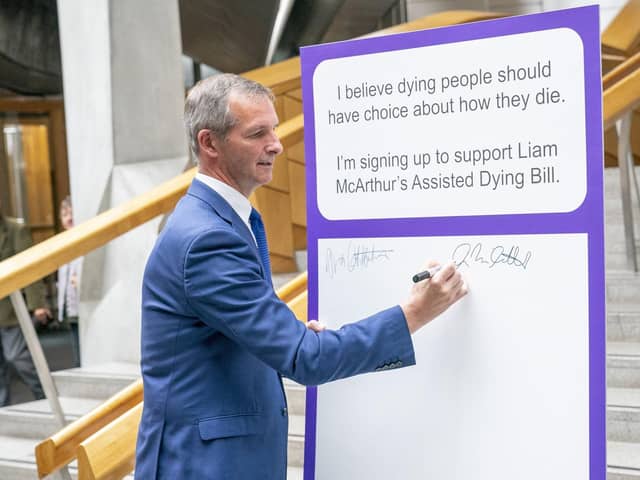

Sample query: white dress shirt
[195,173,256,243]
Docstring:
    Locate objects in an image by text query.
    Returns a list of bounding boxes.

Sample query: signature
[451,242,532,270]
[325,243,394,278]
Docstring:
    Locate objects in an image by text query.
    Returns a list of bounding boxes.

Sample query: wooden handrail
[602,0,640,56]
[288,290,308,322]
[34,379,143,478]
[603,53,640,129]
[603,50,640,91]
[76,403,143,480]
[0,115,304,299]
[275,271,308,304]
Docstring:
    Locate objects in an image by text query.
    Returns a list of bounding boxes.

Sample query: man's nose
[267,134,283,156]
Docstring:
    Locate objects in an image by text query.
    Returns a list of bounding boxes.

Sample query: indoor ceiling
[0,0,404,95]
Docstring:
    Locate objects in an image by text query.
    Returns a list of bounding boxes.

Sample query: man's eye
[250,130,264,138]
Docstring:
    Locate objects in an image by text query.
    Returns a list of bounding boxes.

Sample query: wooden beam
[603,54,640,129]
[602,0,640,56]
[0,96,63,114]
[603,51,640,91]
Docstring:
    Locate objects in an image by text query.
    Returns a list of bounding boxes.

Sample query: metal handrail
[603,53,640,271]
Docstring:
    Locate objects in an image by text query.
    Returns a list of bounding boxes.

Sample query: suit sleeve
[183,227,416,386]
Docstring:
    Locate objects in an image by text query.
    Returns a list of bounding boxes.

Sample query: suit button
[281,407,288,416]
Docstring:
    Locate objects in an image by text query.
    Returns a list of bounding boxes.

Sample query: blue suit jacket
[135,179,416,479]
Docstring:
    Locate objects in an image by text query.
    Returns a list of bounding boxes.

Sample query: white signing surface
[315,233,589,480]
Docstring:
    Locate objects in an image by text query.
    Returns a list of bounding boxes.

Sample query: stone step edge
[609,465,640,474]
[609,405,640,413]
[609,354,640,360]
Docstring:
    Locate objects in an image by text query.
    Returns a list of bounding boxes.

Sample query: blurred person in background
[57,196,82,367]
[0,199,51,405]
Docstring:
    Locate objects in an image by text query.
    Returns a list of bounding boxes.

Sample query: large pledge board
[301,6,604,480]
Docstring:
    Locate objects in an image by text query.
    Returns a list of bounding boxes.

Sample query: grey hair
[184,73,275,158]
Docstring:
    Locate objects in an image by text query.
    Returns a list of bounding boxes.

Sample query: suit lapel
[186,179,263,269]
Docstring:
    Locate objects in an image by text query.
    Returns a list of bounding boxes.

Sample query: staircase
[606,166,640,480]
[1,170,639,479]
[0,361,306,480]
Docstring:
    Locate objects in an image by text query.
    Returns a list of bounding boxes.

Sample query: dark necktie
[249,208,272,280]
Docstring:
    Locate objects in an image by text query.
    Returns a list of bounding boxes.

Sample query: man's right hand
[401,262,467,334]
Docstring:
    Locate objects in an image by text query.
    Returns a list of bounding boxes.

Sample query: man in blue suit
[135,74,467,479]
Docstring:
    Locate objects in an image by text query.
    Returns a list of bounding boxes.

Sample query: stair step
[606,273,640,304]
[288,466,303,480]
[610,388,640,407]
[284,379,306,416]
[0,397,103,438]
[606,252,640,271]
[610,343,640,356]
[608,343,640,388]
[0,435,37,467]
[609,467,640,480]
[609,311,640,342]
[609,406,640,443]
[53,363,140,399]
[609,442,640,477]
[608,388,640,443]
[288,434,304,468]
[608,357,640,389]
[0,436,81,480]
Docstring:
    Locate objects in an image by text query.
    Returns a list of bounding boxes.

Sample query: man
[135,74,467,479]
[0,204,51,406]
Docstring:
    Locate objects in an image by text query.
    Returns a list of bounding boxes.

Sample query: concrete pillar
[57,0,188,366]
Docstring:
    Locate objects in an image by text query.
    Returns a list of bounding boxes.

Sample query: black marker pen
[412,265,442,283]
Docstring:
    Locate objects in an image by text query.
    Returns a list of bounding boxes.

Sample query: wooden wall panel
[288,88,303,102]
[267,152,290,193]
[250,187,297,272]
[21,124,56,243]
[288,162,306,227]
[287,142,305,164]
[274,95,285,123]
[283,95,303,120]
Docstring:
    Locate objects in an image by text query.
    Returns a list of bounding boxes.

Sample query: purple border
[301,6,604,479]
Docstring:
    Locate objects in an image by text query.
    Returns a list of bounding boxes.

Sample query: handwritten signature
[452,242,532,270]
[325,243,394,278]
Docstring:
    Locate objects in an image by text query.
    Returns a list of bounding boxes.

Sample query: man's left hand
[306,320,326,333]
[34,308,52,325]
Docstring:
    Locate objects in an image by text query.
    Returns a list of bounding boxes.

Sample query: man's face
[213,93,283,197]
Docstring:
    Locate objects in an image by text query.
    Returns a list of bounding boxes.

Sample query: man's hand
[306,320,326,333]
[34,308,52,325]
[401,262,468,334]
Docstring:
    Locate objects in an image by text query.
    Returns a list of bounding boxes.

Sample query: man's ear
[197,129,219,159]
